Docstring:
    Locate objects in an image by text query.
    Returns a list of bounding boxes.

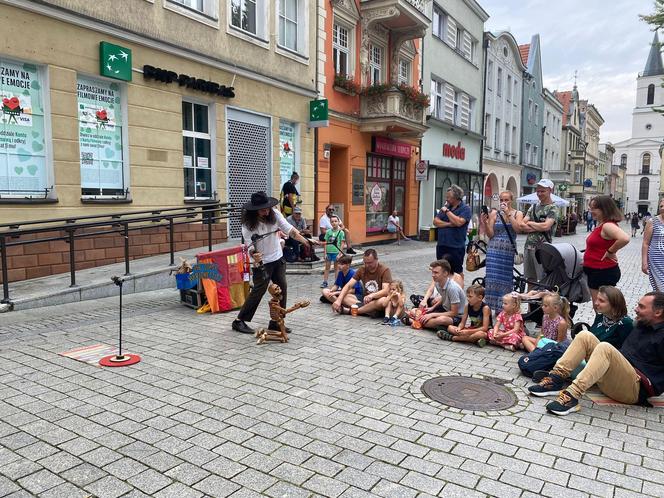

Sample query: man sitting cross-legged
[321,255,362,306]
[419,259,466,333]
[528,291,664,415]
[332,249,392,317]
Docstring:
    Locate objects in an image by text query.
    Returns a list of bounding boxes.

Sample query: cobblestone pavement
[1,225,663,497]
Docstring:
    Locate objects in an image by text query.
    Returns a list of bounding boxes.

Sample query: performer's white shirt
[242,208,295,264]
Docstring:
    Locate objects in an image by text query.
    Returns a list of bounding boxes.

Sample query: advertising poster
[77,76,124,191]
[0,59,47,194]
[279,121,296,188]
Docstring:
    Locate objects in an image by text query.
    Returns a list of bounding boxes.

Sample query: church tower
[632,32,664,139]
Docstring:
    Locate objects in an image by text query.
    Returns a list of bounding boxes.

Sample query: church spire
[643,31,664,77]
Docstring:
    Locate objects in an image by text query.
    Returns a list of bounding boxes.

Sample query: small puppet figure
[256,283,309,344]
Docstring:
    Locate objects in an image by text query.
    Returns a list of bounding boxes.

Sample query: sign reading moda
[77,76,125,194]
[99,42,132,82]
[0,58,47,195]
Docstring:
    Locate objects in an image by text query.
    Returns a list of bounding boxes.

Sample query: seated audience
[440,284,492,347]
[488,292,525,351]
[333,249,391,317]
[419,259,466,332]
[321,255,362,306]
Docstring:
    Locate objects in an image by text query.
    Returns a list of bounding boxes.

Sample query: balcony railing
[360,88,427,136]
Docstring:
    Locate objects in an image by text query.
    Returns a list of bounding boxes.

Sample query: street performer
[232,191,320,335]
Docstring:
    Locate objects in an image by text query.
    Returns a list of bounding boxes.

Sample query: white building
[614,32,664,215]
[542,88,564,182]
[482,31,525,208]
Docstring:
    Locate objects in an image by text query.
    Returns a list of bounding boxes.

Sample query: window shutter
[462,31,472,60]
[460,93,470,129]
[446,17,457,47]
[430,80,437,116]
[444,83,455,123]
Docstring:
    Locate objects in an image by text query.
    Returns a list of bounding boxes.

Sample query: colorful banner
[0,59,47,194]
[279,120,296,188]
[77,76,124,192]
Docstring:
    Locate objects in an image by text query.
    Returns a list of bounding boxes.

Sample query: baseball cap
[293,207,302,214]
[536,179,554,190]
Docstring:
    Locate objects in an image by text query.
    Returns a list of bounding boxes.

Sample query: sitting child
[522,293,571,352]
[321,255,362,305]
[382,280,406,326]
[488,292,525,351]
[439,284,492,347]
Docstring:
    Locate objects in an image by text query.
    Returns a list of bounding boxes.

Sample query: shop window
[278,120,297,188]
[0,58,50,198]
[78,75,128,197]
[182,101,213,199]
[366,154,405,234]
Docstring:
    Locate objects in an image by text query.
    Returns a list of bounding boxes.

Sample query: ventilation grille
[227,118,270,238]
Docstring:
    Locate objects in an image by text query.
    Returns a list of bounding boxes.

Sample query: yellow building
[0,0,317,237]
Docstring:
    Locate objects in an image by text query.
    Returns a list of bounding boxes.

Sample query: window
[525,143,530,164]
[278,0,298,51]
[494,118,501,150]
[398,59,411,85]
[533,145,538,166]
[231,0,262,36]
[1,58,50,198]
[528,100,533,121]
[534,104,539,125]
[279,120,297,187]
[504,123,510,153]
[544,148,549,167]
[642,153,651,174]
[369,43,383,84]
[487,60,493,90]
[453,90,460,125]
[496,67,502,96]
[513,79,518,104]
[432,6,443,39]
[648,83,655,105]
[430,79,443,118]
[574,164,582,183]
[78,76,127,197]
[640,177,649,199]
[182,101,212,199]
[366,154,405,234]
[620,154,627,167]
[169,0,218,18]
[507,74,512,101]
[545,111,550,134]
[333,23,350,75]
[172,0,204,12]
[484,113,491,145]
[512,126,517,156]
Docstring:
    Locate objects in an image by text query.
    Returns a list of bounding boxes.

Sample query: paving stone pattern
[1,225,663,497]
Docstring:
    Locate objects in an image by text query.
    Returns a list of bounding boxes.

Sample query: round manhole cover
[421,376,517,411]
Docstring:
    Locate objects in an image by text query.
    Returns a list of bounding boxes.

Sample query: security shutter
[227,109,271,238]
[446,17,457,47]
[462,31,472,60]
[460,93,470,129]
[444,83,455,123]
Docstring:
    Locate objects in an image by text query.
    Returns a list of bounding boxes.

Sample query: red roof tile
[555,91,572,126]
[519,44,530,66]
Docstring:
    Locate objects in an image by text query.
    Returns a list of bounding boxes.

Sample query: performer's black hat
[243,191,279,211]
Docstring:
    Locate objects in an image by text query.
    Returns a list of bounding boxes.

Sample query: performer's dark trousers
[237,258,287,322]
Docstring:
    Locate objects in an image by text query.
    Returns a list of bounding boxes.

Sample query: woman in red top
[583,196,630,301]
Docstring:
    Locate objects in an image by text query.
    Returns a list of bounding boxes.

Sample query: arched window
[648,84,655,105]
[640,177,650,199]
[642,153,651,175]
[620,154,627,167]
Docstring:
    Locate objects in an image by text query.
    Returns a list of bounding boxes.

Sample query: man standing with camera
[519,179,559,283]
[433,185,472,284]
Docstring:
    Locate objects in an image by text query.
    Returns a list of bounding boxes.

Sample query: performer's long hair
[241,207,276,231]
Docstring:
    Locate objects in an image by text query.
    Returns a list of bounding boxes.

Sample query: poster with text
[279,121,296,189]
[0,59,47,194]
[77,76,124,192]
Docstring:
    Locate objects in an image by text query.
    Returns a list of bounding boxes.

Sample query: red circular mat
[99,354,141,367]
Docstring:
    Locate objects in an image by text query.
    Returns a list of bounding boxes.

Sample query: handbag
[465,247,480,272]
[497,211,523,265]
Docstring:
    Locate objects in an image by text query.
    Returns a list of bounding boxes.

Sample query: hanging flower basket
[333,74,361,95]
[397,83,430,108]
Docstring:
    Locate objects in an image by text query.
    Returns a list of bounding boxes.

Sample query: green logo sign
[99,42,132,81]
[309,99,329,128]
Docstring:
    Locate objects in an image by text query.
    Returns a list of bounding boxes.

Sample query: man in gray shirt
[420,259,466,332]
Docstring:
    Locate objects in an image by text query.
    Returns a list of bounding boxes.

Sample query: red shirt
[584,222,618,269]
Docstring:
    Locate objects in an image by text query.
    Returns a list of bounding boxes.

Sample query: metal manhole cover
[421,376,517,411]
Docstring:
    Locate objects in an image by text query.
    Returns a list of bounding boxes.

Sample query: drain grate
[421,376,518,411]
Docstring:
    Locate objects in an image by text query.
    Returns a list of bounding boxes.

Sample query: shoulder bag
[497,211,524,265]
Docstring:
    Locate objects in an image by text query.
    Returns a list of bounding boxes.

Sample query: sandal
[437,329,453,341]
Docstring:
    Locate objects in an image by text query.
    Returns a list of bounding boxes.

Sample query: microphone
[251,234,260,243]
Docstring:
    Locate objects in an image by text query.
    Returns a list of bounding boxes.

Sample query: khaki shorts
[523,247,544,282]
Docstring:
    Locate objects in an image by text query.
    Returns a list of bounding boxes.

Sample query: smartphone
[481,205,489,216]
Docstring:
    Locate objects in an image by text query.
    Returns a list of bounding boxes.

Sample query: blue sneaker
[528,373,565,397]
[389,317,401,326]
[546,390,580,415]
[320,281,328,288]
[381,317,390,325]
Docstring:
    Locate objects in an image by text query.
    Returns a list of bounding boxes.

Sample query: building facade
[518,35,544,194]
[0,0,317,281]
[481,31,525,209]
[315,0,429,244]
[418,0,488,231]
[541,87,563,188]
[579,101,605,207]
[554,86,584,212]
[614,32,664,215]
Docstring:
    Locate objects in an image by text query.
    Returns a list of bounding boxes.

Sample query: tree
[641,0,664,29]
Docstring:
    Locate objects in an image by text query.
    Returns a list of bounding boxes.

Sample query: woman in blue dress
[481,191,523,312]
[642,198,664,291]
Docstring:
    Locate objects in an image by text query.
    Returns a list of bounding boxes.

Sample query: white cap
[536,179,554,190]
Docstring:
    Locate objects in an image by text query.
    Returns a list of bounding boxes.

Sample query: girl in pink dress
[488,292,525,351]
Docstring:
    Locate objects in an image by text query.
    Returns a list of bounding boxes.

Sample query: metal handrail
[0,202,240,304]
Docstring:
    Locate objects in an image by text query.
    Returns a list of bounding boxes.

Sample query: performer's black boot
[232,319,254,334]
[269,320,292,334]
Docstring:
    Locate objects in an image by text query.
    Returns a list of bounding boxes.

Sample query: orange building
[315,0,430,245]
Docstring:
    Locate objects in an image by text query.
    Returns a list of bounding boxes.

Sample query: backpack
[517,341,569,377]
